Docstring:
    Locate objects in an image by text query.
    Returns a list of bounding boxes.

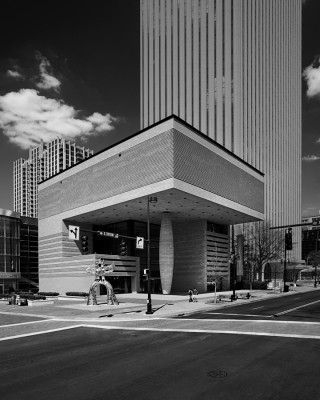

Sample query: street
[0,289,320,399]
[179,289,320,321]
[0,326,320,400]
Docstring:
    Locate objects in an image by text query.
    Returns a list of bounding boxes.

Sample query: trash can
[284,285,289,293]
[10,294,16,305]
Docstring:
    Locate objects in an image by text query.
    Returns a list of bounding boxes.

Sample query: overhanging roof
[38,116,264,226]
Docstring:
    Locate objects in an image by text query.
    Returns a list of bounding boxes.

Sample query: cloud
[35,53,61,92]
[303,56,320,98]
[0,89,118,149]
[302,155,320,162]
[6,69,24,80]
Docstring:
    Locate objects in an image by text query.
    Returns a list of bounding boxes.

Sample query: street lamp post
[314,229,319,288]
[146,196,157,314]
[230,253,237,301]
[230,225,237,301]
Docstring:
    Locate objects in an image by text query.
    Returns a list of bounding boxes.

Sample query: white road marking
[81,324,320,340]
[1,318,320,342]
[165,318,320,325]
[203,312,271,318]
[0,319,51,329]
[275,299,320,316]
[252,306,264,310]
[0,325,82,341]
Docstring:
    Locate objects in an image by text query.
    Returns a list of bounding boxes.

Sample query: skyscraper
[14,138,93,218]
[140,0,302,261]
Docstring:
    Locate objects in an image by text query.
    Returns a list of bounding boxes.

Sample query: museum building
[38,116,264,295]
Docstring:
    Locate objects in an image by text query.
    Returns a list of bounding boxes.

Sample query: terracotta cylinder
[159,212,174,294]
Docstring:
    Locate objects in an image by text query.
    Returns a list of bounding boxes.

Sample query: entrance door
[104,277,131,294]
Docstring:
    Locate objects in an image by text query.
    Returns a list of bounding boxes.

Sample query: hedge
[38,292,59,296]
[65,292,89,297]
[237,280,268,290]
[17,293,46,300]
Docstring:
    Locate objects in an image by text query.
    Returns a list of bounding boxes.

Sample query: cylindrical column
[159,212,174,294]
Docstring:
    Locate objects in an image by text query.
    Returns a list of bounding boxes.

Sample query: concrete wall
[39,253,140,295]
[39,130,175,220]
[172,220,207,293]
[38,123,263,221]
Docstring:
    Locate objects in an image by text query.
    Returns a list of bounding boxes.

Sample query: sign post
[68,225,80,240]
[136,236,144,249]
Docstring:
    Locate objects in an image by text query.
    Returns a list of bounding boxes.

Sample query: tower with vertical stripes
[140,0,302,261]
[14,138,93,218]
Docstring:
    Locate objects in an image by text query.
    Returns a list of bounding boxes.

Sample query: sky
[0,0,319,219]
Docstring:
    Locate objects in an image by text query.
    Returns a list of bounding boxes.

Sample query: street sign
[136,236,144,249]
[98,231,119,238]
[68,225,80,240]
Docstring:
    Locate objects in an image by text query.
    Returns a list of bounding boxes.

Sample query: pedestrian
[188,289,193,302]
[193,287,198,302]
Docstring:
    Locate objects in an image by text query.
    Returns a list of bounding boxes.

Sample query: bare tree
[307,250,320,266]
[236,222,285,280]
[307,250,320,287]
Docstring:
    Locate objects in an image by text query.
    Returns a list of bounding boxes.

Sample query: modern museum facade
[38,116,264,295]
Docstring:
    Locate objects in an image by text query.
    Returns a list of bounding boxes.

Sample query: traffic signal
[285,228,292,250]
[120,240,127,256]
[82,235,88,253]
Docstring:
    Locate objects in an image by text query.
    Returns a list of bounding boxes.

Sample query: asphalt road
[0,326,320,400]
[0,313,45,326]
[180,289,320,321]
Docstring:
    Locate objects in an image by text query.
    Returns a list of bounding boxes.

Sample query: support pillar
[159,212,174,294]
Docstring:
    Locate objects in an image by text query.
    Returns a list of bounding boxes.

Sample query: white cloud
[303,57,320,98]
[302,155,320,162]
[6,69,24,80]
[35,54,61,92]
[0,89,118,149]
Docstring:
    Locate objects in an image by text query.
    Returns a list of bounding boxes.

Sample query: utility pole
[314,229,318,288]
[283,227,292,292]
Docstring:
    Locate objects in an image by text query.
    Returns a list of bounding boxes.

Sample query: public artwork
[86,259,118,306]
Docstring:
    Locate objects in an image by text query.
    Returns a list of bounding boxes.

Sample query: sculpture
[86,259,118,306]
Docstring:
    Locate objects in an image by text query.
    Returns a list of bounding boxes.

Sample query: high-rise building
[140,0,302,261]
[14,138,93,218]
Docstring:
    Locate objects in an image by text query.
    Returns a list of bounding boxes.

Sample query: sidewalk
[1,284,317,321]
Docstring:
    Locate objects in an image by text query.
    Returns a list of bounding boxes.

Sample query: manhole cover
[208,370,228,379]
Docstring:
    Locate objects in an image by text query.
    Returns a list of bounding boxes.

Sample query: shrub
[18,293,46,300]
[251,280,268,290]
[237,280,268,290]
[65,292,89,297]
[38,292,59,296]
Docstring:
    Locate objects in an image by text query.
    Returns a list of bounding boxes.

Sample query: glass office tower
[0,209,20,294]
